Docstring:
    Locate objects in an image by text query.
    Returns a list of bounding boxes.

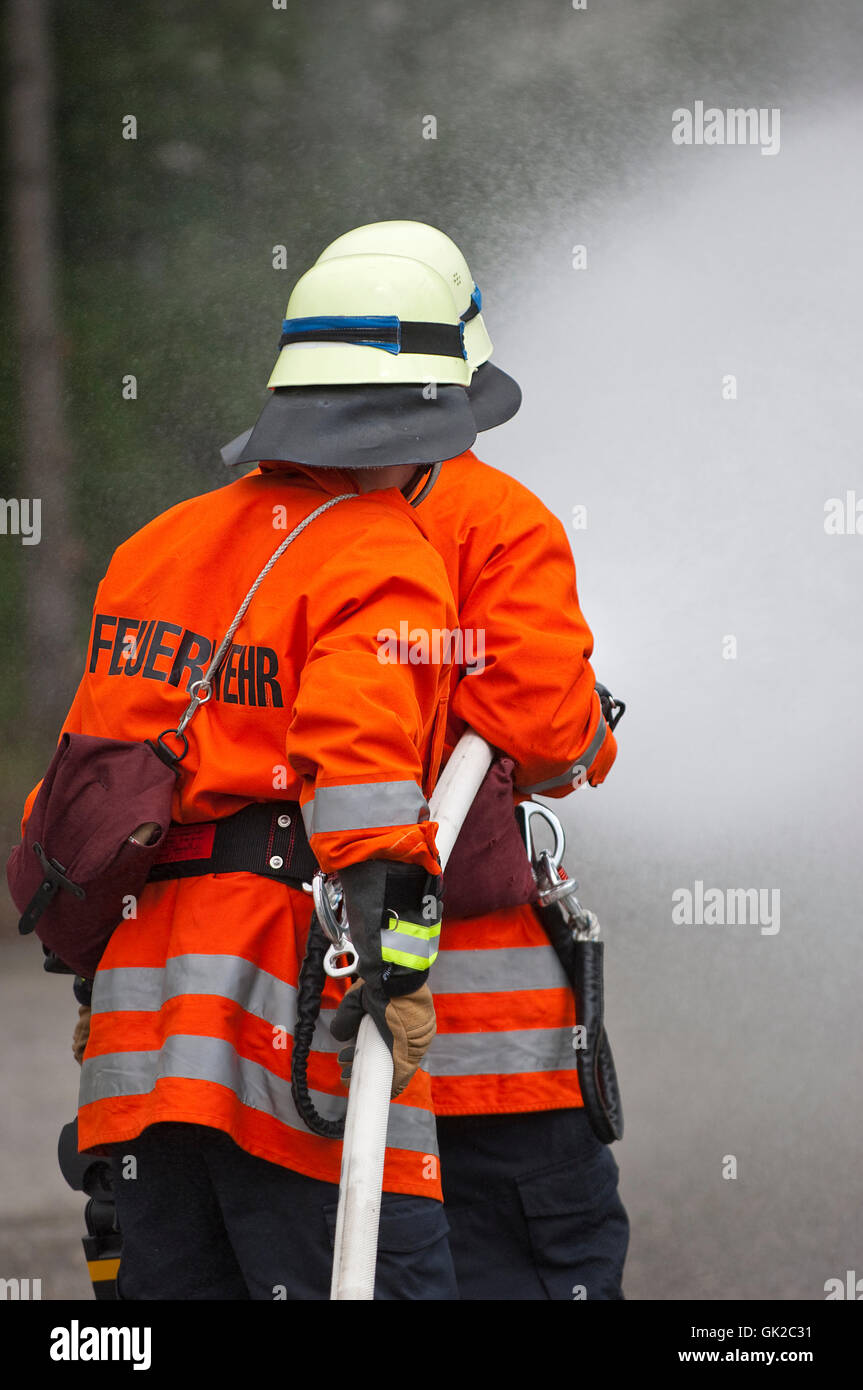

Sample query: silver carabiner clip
[323,940,360,978]
[312,871,361,978]
[536,850,600,940]
[515,803,602,941]
[515,801,566,871]
[312,871,347,944]
[536,848,579,906]
[517,802,581,912]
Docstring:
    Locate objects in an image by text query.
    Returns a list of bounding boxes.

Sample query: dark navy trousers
[110,1113,627,1300]
[437,1108,629,1300]
[111,1122,457,1300]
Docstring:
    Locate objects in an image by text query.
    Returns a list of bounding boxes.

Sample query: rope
[175,493,356,737]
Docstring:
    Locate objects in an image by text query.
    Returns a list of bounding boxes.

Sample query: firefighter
[20,253,475,1300]
[233,222,631,1300]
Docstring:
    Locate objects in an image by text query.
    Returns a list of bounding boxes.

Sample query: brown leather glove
[332,979,436,1099]
[72,1005,91,1065]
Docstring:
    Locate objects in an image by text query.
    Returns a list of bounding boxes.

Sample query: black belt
[147,802,318,886]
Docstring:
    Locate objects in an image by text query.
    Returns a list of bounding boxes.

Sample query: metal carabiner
[323,940,360,978]
[312,871,347,945]
[536,849,600,940]
[515,800,566,871]
[312,871,361,978]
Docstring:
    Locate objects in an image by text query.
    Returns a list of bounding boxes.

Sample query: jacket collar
[254,460,436,541]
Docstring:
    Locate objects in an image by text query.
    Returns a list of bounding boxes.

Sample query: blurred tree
[7,0,79,737]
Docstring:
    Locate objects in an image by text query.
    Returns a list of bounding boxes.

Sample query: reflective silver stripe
[79,1034,437,1155]
[390,1102,436,1157]
[92,965,166,1014]
[518,714,608,794]
[431,945,569,995]
[425,1026,578,1077]
[302,780,429,837]
[381,927,438,964]
[92,957,339,1053]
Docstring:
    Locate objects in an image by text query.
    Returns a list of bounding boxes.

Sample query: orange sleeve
[286,501,457,875]
[450,485,616,796]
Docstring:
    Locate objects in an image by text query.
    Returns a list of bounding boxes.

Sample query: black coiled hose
[291,912,347,1139]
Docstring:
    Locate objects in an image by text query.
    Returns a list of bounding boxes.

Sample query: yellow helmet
[316,221,521,430]
[267,253,471,388]
[228,253,476,476]
[318,221,493,372]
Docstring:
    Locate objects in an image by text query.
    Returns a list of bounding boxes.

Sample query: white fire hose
[328,731,494,1300]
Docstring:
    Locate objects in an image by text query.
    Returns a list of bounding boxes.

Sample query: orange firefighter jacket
[21,464,457,1198]
[419,450,617,1116]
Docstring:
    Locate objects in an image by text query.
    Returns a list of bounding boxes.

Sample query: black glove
[330,861,442,1098]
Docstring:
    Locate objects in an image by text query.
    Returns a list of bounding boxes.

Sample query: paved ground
[0,930,94,1299]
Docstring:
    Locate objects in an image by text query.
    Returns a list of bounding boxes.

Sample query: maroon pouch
[6,732,178,978]
[442,756,538,919]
